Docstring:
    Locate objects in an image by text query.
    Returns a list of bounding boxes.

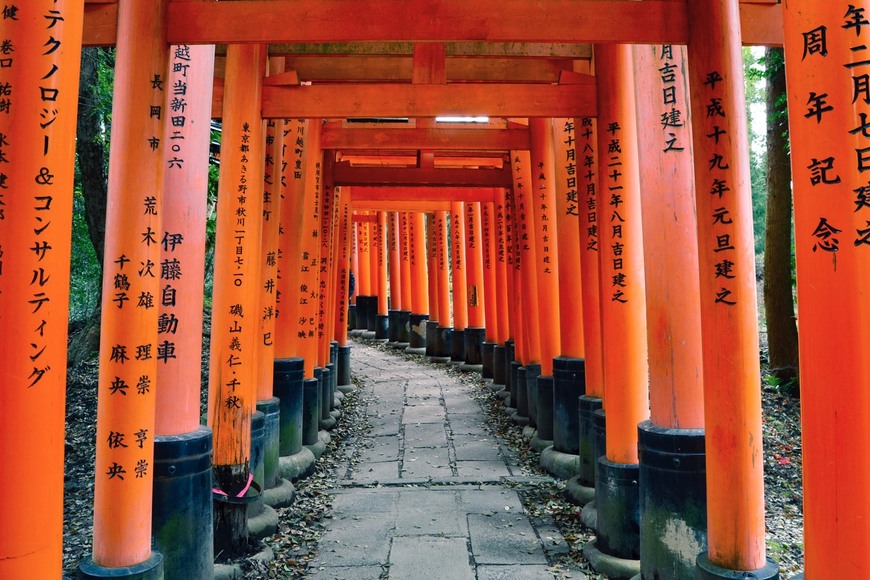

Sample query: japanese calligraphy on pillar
[604,119,630,304]
[465,204,478,305]
[297,149,321,345]
[579,118,599,253]
[695,57,739,306]
[659,45,688,154]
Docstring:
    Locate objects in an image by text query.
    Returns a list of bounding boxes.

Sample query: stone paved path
[308,341,584,580]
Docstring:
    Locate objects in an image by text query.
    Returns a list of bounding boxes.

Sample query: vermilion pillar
[634,43,707,579]
[86,0,169,574]
[0,1,83,576]
[491,189,512,389]
[207,43,266,559]
[354,215,372,334]
[782,3,869,578]
[425,212,440,358]
[461,201,486,368]
[449,202,469,363]
[151,43,215,579]
[366,209,379,337]
[510,149,542,427]
[334,187,353,389]
[387,211,403,343]
[395,211,413,348]
[480,200,499,380]
[431,209,453,362]
[548,117,587,464]
[687,1,775,575]
[406,211,430,354]
[572,115,605,496]
[589,44,649,563]
[374,211,390,339]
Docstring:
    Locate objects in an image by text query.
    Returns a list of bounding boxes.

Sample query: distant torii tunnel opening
[0,1,863,579]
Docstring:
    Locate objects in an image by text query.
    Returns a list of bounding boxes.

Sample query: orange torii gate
[15,1,865,578]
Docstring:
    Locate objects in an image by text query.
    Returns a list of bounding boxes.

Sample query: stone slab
[404,422,448,447]
[388,536,475,580]
[455,460,512,479]
[467,513,549,565]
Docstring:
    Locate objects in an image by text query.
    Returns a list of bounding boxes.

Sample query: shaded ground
[62,336,803,578]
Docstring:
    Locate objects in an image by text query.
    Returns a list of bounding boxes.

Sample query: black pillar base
[505,340,515,394]
[251,410,266,487]
[578,396,603,487]
[639,421,708,580]
[509,360,522,409]
[302,378,320,445]
[354,296,370,331]
[337,346,351,389]
[481,341,496,379]
[697,554,779,580]
[515,366,529,419]
[329,342,338,403]
[492,344,506,387]
[374,314,389,341]
[79,553,163,580]
[450,328,466,364]
[430,325,452,362]
[348,303,357,331]
[525,363,542,429]
[274,357,305,457]
[596,457,640,560]
[152,427,213,580]
[536,375,555,442]
[405,313,429,355]
[394,309,411,349]
[425,320,439,357]
[553,357,584,455]
[319,367,336,430]
[366,297,378,333]
[387,309,401,344]
[256,398,281,489]
[460,327,485,372]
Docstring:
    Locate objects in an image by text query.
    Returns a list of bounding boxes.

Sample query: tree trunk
[763,47,800,386]
[68,47,109,366]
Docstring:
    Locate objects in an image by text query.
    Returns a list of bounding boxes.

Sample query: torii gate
[4,2,868,580]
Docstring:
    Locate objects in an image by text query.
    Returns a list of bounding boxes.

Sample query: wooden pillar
[481,200,499,344]
[367,208,379,318]
[450,203,469,323]
[206,43,265,559]
[427,212,440,324]
[591,43,649,562]
[400,212,413,312]
[275,119,307,359]
[553,119,585,359]
[87,0,170,572]
[409,212,429,316]
[357,218,372,298]
[296,120,323,377]
[529,118,562,377]
[0,1,83,576]
[633,42,707,579]
[510,150,542,366]
[494,189,511,345]
[333,187,351,348]
[687,1,774,575]
[388,211,402,311]
[464,202,485,329]
[782,3,870,577]
[376,211,389,317]
[435,210,451,328]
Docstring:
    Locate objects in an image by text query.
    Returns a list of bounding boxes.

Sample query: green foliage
[203,127,222,307]
[69,188,101,323]
[743,47,768,256]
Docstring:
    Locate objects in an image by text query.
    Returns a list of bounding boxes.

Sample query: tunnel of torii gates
[3,1,870,579]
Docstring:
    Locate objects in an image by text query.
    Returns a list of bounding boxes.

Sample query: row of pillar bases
[78,347,351,579]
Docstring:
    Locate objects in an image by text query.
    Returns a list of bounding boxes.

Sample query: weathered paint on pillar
[577,116,605,400]
[435,210,451,326]
[450,202,469,331]
[295,120,324,378]
[388,211,403,311]
[376,211,389,316]
[464,202,485,328]
[317,153,336,366]
[686,0,767,570]
[505,186,525,361]
[595,44,649,464]
[400,212,413,312]
[510,149,542,364]
[634,44,705,429]
[156,44,215,435]
[529,118,562,376]
[350,220,359,304]
[553,118,585,359]
[481,200,499,343]
[0,0,83,575]
[494,189,511,345]
[89,0,170,567]
[208,41,266,510]
[333,187,351,346]
[782,3,870,576]
[426,212,440,323]
[275,119,306,359]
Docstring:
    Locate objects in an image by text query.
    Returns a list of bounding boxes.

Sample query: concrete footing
[429,325,452,363]
[247,500,278,542]
[262,477,296,509]
[405,313,429,355]
[566,475,596,505]
[481,341,495,379]
[279,447,316,482]
[583,539,641,580]
[79,553,163,580]
[274,357,305,457]
[696,554,780,580]
[459,327,485,372]
[596,458,641,560]
[553,356,584,455]
[540,445,581,480]
[374,314,389,341]
[450,328,466,365]
[524,363,542,429]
